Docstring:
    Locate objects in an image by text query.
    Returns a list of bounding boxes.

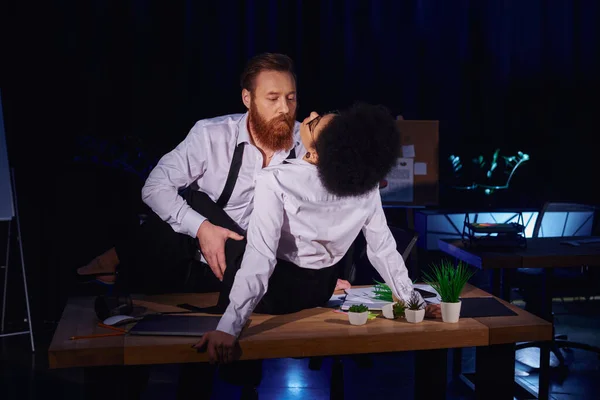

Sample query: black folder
[459,297,518,318]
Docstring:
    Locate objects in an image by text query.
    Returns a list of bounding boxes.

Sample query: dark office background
[1,0,599,326]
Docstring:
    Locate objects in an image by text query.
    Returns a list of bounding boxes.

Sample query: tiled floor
[1,298,599,399]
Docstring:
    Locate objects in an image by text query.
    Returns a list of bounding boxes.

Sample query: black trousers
[114,190,245,295]
[214,238,340,314]
[114,188,341,307]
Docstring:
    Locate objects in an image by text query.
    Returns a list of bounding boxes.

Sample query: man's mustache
[272,114,294,126]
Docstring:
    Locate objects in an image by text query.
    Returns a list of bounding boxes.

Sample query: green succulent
[393,300,406,318]
[406,291,425,310]
[348,304,368,313]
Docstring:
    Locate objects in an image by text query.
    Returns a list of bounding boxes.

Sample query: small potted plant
[404,291,425,323]
[348,304,369,325]
[392,300,406,319]
[423,260,475,323]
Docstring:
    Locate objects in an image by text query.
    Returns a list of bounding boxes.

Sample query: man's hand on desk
[197,221,244,281]
[193,330,242,364]
[425,304,442,319]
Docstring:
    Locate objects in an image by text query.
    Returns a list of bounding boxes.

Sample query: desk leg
[491,269,502,298]
[501,268,513,301]
[538,341,550,400]
[536,268,554,400]
[452,348,462,381]
[330,357,344,400]
[83,365,149,399]
[475,344,515,400]
[415,349,447,400]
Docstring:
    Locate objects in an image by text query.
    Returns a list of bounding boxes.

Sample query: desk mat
[459,297,518,318]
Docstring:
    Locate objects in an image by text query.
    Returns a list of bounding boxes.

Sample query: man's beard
[249,104,295,152]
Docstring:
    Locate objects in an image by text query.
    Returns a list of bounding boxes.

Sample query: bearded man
[77,53,306,294]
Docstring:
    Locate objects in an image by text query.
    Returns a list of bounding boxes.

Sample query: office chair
[513,201,600,369]
[345,226,420,283]
[308,227,420,398]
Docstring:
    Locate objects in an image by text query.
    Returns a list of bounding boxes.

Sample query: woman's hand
[425,304,442,319]
[335,279,351,291]
[192,330,242,364]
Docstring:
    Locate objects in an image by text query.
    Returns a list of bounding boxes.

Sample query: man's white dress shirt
[141,112,304,239]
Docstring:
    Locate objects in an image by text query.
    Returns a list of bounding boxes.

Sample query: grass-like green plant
[406,291,425,311]
[372,279,419,302]
[372,280,393,302]
[422,260,475,303]
[348,304,368,313]
[393,300,406,318]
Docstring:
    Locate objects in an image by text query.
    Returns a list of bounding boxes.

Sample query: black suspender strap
[216,143,245,208]
[216,144,294,208]
[286,147,296,159]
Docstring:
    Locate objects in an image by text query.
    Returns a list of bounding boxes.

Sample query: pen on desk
[70,332,125,340]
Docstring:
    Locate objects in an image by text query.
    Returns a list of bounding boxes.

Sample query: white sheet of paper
[341,284,441,309]
[414,162,427,175]
[401,144,415,158]
[380,158,414,202]
[341,287,393,310]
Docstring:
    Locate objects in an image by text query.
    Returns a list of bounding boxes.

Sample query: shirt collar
[236,112,252,146]
[284,158,315,168]
[289,122,301,152]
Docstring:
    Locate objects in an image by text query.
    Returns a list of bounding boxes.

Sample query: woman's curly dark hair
[315,103,400,197]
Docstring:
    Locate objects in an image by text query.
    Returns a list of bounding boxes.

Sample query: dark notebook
[459,297,518,318]
[128,314,221,337]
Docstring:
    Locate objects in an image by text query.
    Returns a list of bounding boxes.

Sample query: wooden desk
[438,236,600,298]
[50,289,491,368]
[438,237,600,400]
[48,285,551,399]
[439,236,600,269]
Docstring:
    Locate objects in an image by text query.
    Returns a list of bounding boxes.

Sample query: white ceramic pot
[348,311,369,326]
[405,308,425,323]
[441,301,462,323]
[382,303,395,319]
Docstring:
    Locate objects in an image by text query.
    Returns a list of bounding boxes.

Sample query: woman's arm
[215,170,285,337]
[361,192,420,304]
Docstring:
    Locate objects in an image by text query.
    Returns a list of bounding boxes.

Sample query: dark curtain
[1,0,599,322]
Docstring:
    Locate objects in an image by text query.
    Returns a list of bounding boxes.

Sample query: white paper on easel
[0,91,15,221]
[380,158,414,202]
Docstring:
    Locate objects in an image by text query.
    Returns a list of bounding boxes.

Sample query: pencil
[70,332,125,340]
[97,323,128,333]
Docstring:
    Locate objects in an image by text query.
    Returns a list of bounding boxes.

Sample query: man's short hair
[240,53,296,92]
[315,103,401,197]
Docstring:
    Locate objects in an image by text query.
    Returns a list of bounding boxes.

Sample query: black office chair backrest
[390,226,419,262]
[342,226,419,284]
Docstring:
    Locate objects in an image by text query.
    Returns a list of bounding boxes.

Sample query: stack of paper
[341,287,393,311]
[337,284,441,310]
